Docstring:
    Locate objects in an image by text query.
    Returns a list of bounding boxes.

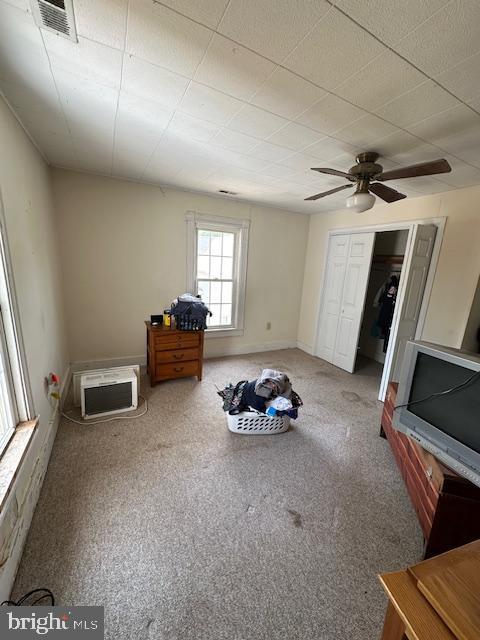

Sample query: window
[0,196,34,456]
[186,213,249,336]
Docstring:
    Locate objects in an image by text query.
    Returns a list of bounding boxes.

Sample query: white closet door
[317,235,349,363]
[332,233,375,372]
[384,224,437,390]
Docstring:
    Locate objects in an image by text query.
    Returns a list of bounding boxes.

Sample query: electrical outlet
[266,321,271,330]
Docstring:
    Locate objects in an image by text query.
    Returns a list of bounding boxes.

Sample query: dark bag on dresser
[169,293,211,330]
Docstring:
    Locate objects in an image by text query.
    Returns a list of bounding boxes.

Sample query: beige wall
[0,97,68,600]
[298,185,480,353]
[52,169,309,362]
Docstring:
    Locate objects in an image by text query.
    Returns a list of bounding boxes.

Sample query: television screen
[409,353,480,454]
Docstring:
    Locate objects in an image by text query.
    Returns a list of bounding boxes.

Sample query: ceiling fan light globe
[346,192,376,212]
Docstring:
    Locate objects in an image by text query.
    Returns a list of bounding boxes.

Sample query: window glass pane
[0,384,12,434]
[210,232,222,256]
[221,257,233,279]
[220,304,232,325]
[222,281,232,304]
[210,281,222,303]
[197,280,210,303]
[0,340,15,452]
[197,230,210,255]
[208,304,221,326]
[197,255,210,279]
[223,233,234,257]
[210,256,222,279]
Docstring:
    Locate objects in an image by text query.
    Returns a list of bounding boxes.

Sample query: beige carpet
[13,349,422,639]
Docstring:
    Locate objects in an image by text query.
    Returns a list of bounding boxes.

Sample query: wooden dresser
[381,382,480,558]
[145,321,204,386]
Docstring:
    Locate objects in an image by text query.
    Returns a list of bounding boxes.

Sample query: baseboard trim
[296,340,315,356]
[204,340,298,359]
[69,343,302,369]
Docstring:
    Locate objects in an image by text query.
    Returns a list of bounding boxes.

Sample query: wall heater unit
[80,368,138,419]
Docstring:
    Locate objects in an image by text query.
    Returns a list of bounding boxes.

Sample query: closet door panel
[403,266,426,321]
[335,315,354,358]
[324,303,340,352]
[316,235,349,363]
[343,262,362,305]
[388,224,437,384]
[332,232,375,372]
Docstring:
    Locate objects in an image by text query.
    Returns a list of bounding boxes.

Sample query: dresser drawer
[156,361,199,379]
[154,333,200,350]
[155,348,199,364]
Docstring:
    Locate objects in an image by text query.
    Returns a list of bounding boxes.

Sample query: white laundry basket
[227,410,290,435]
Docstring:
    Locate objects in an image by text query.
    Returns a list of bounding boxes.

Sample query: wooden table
[379,540,480,639]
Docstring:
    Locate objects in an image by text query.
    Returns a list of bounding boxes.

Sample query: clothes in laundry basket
[255,369,292,399]
[242,380,268,413]
[265,396,293,417]
[217,369,302,419]
[218,380,248,414]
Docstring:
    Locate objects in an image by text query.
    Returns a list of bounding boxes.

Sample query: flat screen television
[394,340,480,488]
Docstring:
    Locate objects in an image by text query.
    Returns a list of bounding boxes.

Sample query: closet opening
[315,220,442,401]
[357,230,409,387]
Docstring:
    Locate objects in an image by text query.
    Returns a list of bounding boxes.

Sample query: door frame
[313,216,446,400]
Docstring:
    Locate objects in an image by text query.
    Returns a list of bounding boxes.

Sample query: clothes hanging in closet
[372,275,399,352]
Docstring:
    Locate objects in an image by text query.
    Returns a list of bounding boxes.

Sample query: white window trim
[186,212,249,338]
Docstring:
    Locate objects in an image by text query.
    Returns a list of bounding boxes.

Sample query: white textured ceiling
[1,0,480,213]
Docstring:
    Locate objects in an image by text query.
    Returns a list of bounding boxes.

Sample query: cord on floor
[1,588,55,606]
[61,394,148,425]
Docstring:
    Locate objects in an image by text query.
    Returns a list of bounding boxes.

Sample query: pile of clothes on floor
[218,369,303,419]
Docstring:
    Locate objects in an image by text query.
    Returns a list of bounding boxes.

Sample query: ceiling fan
[305,152,452,212]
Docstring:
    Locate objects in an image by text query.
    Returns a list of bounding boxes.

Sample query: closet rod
[372,254,404,266]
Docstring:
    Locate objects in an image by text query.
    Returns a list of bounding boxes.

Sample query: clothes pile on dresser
[167,293,211,330]
[218,369,303,419]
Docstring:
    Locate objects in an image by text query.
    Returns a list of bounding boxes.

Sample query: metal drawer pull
[173,354,184,359]
[174,367,184,372]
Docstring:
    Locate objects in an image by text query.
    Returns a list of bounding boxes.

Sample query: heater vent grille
[31,0,77,41]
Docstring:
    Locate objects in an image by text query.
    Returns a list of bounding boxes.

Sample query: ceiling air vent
[30,0,77,42]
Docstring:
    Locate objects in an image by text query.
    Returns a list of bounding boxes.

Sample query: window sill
[0,418,38,513]
[205,327,244,339]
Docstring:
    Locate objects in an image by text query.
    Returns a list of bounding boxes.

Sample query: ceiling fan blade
[369,182,407,203]
[376,159,451,182]
[305,184,353,201]
[311,167,355,181]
